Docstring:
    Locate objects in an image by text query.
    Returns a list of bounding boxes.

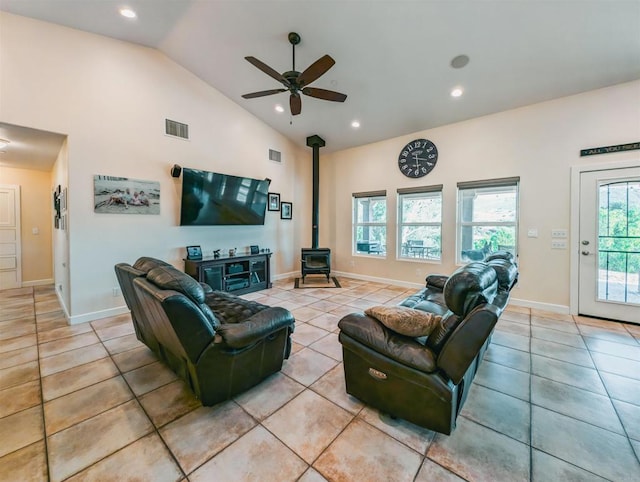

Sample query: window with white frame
[397,185,443,261]
[353,191,387,256]
[457,177,519,263]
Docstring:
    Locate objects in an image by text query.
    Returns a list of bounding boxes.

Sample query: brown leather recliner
[115,257,173,355]
[116,259,295,405]
[338,261,516,435]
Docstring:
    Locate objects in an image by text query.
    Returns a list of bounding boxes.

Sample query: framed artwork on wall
[281,202,292,220]
[268,192,280,211]
[93,175,160,214]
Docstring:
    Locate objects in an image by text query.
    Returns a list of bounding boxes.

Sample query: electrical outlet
[551,240,567,249]
[551,229,568,238]
[112,287,119,297]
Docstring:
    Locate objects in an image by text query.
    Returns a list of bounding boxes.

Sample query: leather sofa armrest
[425,274,448,290]
[437,304,499,384]
[215,307,294,349]
[338,313,438,373]
[199,282,213,294]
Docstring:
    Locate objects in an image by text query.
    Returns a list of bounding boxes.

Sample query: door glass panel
[597,180,640,305]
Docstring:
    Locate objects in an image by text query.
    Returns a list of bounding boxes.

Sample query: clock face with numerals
[398,139,438,178]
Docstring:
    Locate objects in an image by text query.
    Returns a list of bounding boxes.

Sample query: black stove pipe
[306,135,325,249]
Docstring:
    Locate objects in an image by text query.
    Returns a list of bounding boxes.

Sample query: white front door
[0,184,21,290]
[578,167,640,323]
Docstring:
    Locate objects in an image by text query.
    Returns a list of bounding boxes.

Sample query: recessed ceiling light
[450,55,470,69]
[119,8,137,19]
[351,120,361,128]
[450,87,464,98]
[0,139,10,149]
[275,104,285,113]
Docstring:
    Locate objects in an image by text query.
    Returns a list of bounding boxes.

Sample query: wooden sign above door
[580,141,640,157]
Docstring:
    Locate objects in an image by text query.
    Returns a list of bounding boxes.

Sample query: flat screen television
[180,168,270,226]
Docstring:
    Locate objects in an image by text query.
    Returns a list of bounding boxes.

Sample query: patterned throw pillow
[364,306,442,337]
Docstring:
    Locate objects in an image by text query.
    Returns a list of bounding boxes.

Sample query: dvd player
[226,278,249,291]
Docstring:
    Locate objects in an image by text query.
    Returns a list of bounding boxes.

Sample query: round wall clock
[398,139,438,178]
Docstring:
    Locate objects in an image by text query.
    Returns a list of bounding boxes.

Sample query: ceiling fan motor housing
[284,71,301,90]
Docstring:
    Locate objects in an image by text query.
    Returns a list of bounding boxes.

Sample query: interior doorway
[0,184,22,289]
[577,166,640,323]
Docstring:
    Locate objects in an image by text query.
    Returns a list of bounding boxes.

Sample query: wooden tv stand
[184,252,272,295]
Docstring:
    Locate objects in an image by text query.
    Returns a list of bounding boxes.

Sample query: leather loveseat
[115,258,295,405]
[338,255,518,434]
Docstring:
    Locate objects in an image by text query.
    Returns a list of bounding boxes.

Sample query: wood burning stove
[301,248,331,283]
[300,135,332,283]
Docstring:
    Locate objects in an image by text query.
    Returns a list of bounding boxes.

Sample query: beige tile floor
[1,279,640,481]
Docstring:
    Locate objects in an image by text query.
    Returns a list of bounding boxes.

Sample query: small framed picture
[268,192,280,211]
[186,245,203,260]
[281,202,292,220]
[250,245,259,255]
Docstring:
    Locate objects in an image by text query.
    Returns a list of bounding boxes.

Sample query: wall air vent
[165,119,189,140]
[269,149,282,162]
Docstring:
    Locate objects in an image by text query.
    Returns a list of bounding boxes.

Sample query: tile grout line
[578,318,640,467]
[528,311,534,482]
[5,280,637,480]
[227,293,440,481]
[36,306,180,479]
[96,326,190,481]
[32,286,52,482]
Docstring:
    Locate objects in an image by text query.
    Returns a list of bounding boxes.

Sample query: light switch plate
[551,240,567,249]
[551,229,568,238]
[527,228,538,238]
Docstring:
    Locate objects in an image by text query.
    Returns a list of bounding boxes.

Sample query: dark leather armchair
[115,257,173,355]
[116,259,294,405]
[338,260,517,434]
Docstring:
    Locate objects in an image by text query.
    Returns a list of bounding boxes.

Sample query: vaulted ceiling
[1,0,640,168]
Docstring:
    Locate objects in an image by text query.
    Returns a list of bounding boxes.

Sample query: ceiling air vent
[165,119,189,140]
[269,149,282,162]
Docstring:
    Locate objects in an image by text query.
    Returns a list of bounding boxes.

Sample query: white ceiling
[0,123,66,172]
[1,0,640,169]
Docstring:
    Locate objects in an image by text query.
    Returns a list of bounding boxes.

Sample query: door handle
[581,250,590,256]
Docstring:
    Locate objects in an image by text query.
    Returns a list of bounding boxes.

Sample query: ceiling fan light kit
[242,32,347,116]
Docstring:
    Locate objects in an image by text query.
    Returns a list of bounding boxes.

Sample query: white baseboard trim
[332,270,571,314]
[54,288,70,322]
[274,270,422,289]
[273,271,299,281]
[504,297,570,315]
[22,278,54,287]
[68,305,130,325]
[332,270,424,290]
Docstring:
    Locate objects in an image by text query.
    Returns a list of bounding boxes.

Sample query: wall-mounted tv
[180,168,270,226]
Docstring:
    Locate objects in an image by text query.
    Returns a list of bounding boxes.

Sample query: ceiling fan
[242,32,347,116]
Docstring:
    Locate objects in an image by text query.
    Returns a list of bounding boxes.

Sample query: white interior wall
[2,12,639,320]
[51,138,70,314]
[322,80,640,311]
[0,13,309,323]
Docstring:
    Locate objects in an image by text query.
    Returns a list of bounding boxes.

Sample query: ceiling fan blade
[244,56,290,87]
[302,87,347,102]
[290,93,302,116]
[242,89,287,99]
[298,55,335,86]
